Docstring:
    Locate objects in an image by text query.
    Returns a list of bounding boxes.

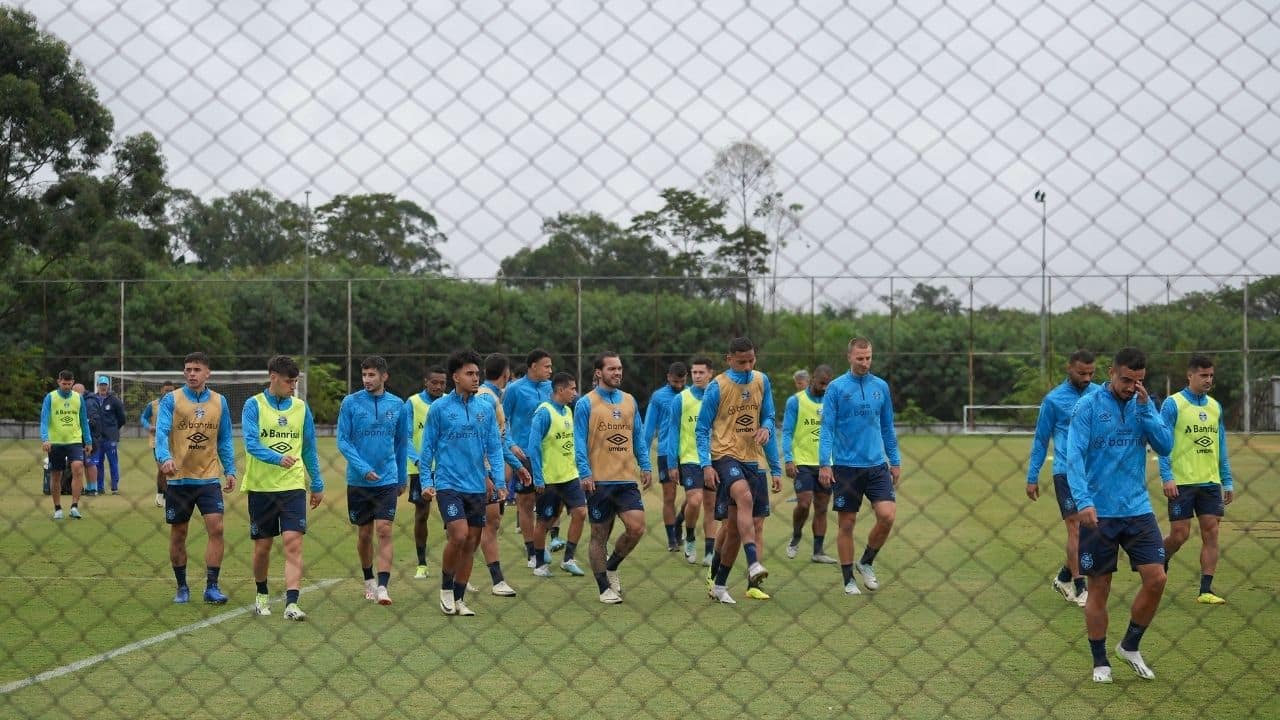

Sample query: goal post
[961,404,1040,434]
[94,370,307,428]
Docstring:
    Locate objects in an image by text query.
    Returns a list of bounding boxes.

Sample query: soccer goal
[961,405,1039,434]
[94,370,307,427]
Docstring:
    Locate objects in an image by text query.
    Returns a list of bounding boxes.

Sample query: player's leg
[1162,519,1191,566]
[516,466,539,564]
[790,489,813,558]
[409,475,431,576]
[1194,486,1226,603]
[531,491,552,575]
[105,439,121,493]
[86,446,101,494]
[479,496,515,595]
[165,484,195,601]
[68,457,85,508]
[588,490,621,602]
[1116,519,1166,682]
[561,498,588,575]
[811,490,833,561]
[49,447,65,513]
[202,506,228,603]
[683,486,703,562]
[248,490,275,615]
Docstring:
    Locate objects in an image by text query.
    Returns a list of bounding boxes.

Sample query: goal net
[94,370,307,428]
[961,405,1039,434]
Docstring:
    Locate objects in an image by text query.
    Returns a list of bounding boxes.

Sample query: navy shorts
[587,482,645,525]
[48,444,85,469]
[831,464,896,514]
[713,459,770,520]
[1168,484,1225,521]
[1052,474,1078,519]
[793,465,828,494]
[165,483,225,525]
[1078,513,1165,576]
[408,474,433,507]
[248,489,307,539]
[657,455,672,483]
[511,457,537,495]
[679,463,705,491]
[537,479,587,520]
[437,489,488,528]
[347,484,399,525]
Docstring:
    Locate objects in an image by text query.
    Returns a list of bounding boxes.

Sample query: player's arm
[1027,397,1054,485]
[1138,393,1173,457]
[242,397,282,465]
[217,396,237,485]
[781,395,798,465]
[395,401,411,488]
[879,379,901,470]
[1217,402,1233,499]
[39,393,51,445]
[759,373,777,434]
[573,395,592,482]
[1064,399,1095,524]
[1157,397,1178,482]
[302,404,323,494]
[763,425,783,491]
[403,398,419,465]
[419,408,440,494]
[641,392,662,453]
[155,393,175,464]
[660,395,681,471]
[79,396,93,450]
[335,397,372,478]
[140,403,153,432]
[694,381,720,468]
[631,402,652,473]
[113,397,127,428]
[483,408,504,484]
[817,383,837,488]
[527,407,549,488]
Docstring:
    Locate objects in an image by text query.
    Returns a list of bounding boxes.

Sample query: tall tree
[500,211,670,291]
[630,187,727,278]
[172,188,308,270]
[315,193,447,274]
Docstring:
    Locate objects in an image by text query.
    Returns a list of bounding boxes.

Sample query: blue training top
[1027,378,1102,484]
[419,390,504,495]
[1063,383,1173,518]
[336,388,410,489]
[817,370,900,468]
[502,376,551,454]
[642,383,681,459]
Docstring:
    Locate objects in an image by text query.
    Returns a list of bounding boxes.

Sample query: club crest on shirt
[385,409,397,421]
[277,415,288,427]
[194,406,206,419]
[611,409,622,420]
[1198,411,1208,422]
[740,389,750,401]
[476,411,486,423]
[872,391,882,401]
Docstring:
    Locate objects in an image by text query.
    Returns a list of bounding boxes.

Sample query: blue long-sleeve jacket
[40,390,93,445]
[337,389,410,488]
[763,424,782,477]
[140,400,157,431]
[1157,389,1233,490]
[527,400,572,488]
[155,387,236,484]
[661,385,705,464]
[502,376,550,453]
[694,369,777,467]
[817,371,900,468]
[642,384,680,459]
[91,391,127,442]
[419,390,504,494]
[242,392,323,492]
[1027,379,1101,484]
[574,387,651,481]
[481,381,522,470]
[1064,384,1174,518]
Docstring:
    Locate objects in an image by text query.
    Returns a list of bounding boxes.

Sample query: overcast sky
[22,0,1280,311]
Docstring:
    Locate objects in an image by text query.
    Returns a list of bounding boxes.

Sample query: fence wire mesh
[3,1,1279,719]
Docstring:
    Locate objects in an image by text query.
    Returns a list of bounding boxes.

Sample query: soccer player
[663,356,717,564]
[405,367,445,579]
[78,383,102,496]
[527,371,588,577]
[141,380,177,507]
[1064,347,1173,683]
[1159,354,1235,604]
[783,364,837,563]
[475,353,528,596]
[575,351,652,604]
[420,349,504,617]
[242,355,324,621]
[818,337,901,596]
[40,370,92,520]
[155,352,237,604]
[793,369,810,392]
[337,355,410,606]
[643,361,687,551]
[89,375,126,495]
[696,337,776,605]
[1026,350,1100,607]
[502,349,555,560]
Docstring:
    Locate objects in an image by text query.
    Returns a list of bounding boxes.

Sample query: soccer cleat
[414,565,429,579]
[599,588,623,604]
[606,570,622,595]
[1074,587,1089,608]
[439,589,456,615]
[1092,665,1113,683]
[745,586,771,600]
[69,506,82,519]
[173,586,190,604]
[454,600,476,616]
[786,543,799,559]
[466,582,477,592]
[747,562,768,584]
[684,546,698,565]
[363,579,377,601]
[111,489,119,495]
[856,563,880,590]
[703,552,713,566]
[52,508,63,520]
[526,557,536,569]
[253,594,272,616]
[375,586,392,606]
[811,554,838,564]
[710,586,737,604]
[559,559,585,576]
[155,493,164,507]
[203,585,228,604]
[844,580,862,596]
[1115,644,1155,680]
[533,565,553,578]
[492,581,517,597]
[283,603,307,621]
[1052,576,1076,603]
[549,537,567,552]
[1196,592,1226,605]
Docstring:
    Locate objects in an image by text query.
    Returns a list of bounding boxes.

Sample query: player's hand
[309,491,324,509]
[85,444,93,454]
[397,483,407,497]
[1162,480,1179,499]
[1074,506,1098,528]
[1026,483,1040,501]
[513,445,527,462]
[771,475,782,493]
[889,465,901,487]
[41,442,51,453]
[752,428,770,446]
[517,466,532,487]
[817,466,833,489]
[425,485,437,499]
[582,478,596,494]
[785,462,798,479]
[534,483,545,495]
[280,455,298,468]
[667,468,680,485]
[1224,489,1234,505]
[364,470,380,482]
[498,486,508,502]
[640,471,652,490]
[224,474,237,492]
[160,459,176,476]
[1134,379,1149,405]
[703,466,719,490]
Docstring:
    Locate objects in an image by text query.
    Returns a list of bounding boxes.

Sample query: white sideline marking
[0,577,342,695]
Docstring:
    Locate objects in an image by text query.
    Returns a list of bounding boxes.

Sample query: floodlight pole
[303,190,312,398]
[1035,190,1047,380]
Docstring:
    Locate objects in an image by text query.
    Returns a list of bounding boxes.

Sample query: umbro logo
[606,434,627,446]
[187,432,209,444]
[1194,436,1214,449]
[268,442,291,454]
[561,441,573,453]
[734,415,753,428]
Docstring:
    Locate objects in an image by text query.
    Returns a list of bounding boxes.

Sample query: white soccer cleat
[811,553,837,564]
[492,581,517,597]
[253,593,272,616]
[52,508,63,520]
[466,582,477,592]
[282,603,307,621]
[1092,665,1113,683]
[559,559,586,576]
[526,557,536,569]
[439,589,456,615]
[1052,576,1075,603]
[1115,644,1155,680]
[856,562,879,590]
[844,579,862,596]
[785,543,799,559]
[155,493,164,507]
[375,586,392,606]
[685,548,699,565]
[1074,587,1089,608]
[69,506,82,519]
[747,562,768,584]
[710,586,737,604]
[703,552,713,566]
[532,565,553,578]
[598,588,623,604]
[363,579,377,601]
[454,600,476,616]
[605,570,622,595]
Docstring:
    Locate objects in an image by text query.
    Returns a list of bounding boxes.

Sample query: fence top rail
[13,273,1270,285]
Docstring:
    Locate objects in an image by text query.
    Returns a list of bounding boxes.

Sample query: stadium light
[303,190,311,399]
[1034,190,1047,379]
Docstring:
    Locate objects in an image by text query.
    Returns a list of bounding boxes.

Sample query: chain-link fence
[3,1,1279,718]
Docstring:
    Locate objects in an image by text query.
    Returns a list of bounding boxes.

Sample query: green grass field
[1,435,1277,719]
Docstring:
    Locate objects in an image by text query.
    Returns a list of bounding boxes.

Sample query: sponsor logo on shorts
[834,496,846,509]
[591,506,603,520]
[1080,552,1093,570]
[448,504,459,517]
[166,508,176,521]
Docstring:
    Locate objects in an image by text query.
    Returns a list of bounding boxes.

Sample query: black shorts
[713,458,770,520]
[437,489,487,529]
[347,484,399,526]
[165,483,225,525]
[587,482,645,525]
[1168,484,1226,521]
[408,474,433,507]
[48,444,85,469]
[537,479,588,520]
[1052,474,1077,519]
[657,455,672,483]
[679,463,705,491]
[793,465,827,494]
[1079,513,1165,576]
[248,489,307,539]
[832,464,895,513]
[509,457,538,495]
